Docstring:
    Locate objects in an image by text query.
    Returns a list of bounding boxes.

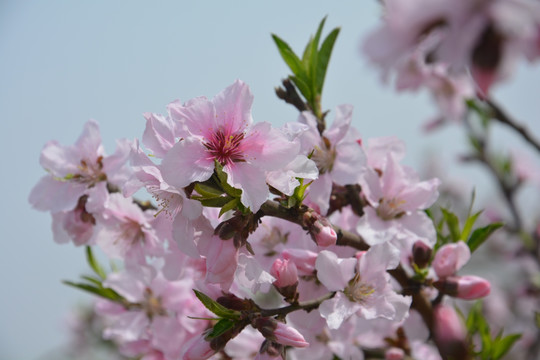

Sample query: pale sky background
[1,1,539,359]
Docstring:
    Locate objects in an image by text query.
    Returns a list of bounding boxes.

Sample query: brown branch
[259,200,369,250]
[275,78,307,113]
[487,98,540,153]
[259,292,336,317]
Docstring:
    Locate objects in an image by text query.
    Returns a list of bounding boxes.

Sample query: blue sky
[1,1,539,359]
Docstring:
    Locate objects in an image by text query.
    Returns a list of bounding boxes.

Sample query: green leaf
[461,210,483,241]
[316,27,340,93]
[467,222,504,252]
[271,34,306,79]
[86,246,106,280]
[219,198,240,217]
[194,182,224,198]
[206,318,235,339]
[492,333,521,359]
[199,196,235,208]
[63,280,122,302]
[193,289,240,320]
[80,275,103,287]
[441,208,461,242]
[214,161,242,198]
[535,311,540,329]
[308,17,326,93]
[290,75,313,104]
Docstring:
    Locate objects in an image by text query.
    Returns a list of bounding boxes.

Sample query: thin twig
[487,98,540,153]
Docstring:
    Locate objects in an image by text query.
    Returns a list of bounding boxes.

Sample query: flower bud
[253,318,309,349]
[433,305,468,359]
[385,347,405,360]
[282,249,317,276]
[412,240,432,269]
[182,334,215,360]
[271,259,299,288]
[432,242,470,278]
[456,275,491,300]
[273,322,309,348]
[313,221,337,247]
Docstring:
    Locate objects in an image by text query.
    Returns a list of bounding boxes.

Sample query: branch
[259,292,336,317]
[259,200,369,250]
[275,78,307,113]
[487,98,540,153]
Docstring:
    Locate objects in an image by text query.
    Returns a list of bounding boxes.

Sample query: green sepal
[205,318,236,339]
[193,289,240,320]
[86,246,107,280]
[467,222,504,252]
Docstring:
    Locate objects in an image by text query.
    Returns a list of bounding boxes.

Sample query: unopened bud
[273,322,309,348]
[432,242,470,278]
[456,275,491,300]
[412,241,432,269]
[271,258,299,288]
[314,222,337,247]
[434,305,468,359]
[385,347,405,360]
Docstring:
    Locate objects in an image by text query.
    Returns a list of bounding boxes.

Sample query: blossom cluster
[30,78,494,359]
[29,1,540,358]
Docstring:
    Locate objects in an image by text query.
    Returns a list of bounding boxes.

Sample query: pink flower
[432,242,470,278]
[29,120,131,213]
[160,80,299,211]
[282,249,318,276]
[298,105,367,214]
[315,243,411,329]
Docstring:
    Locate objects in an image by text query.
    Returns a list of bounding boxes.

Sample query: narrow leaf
[467,223,504,252]
[271,34,306,78]
[86,246,106,280]
[193,290,240,320]
[194,182,224,198]
[316,27,340,93]
[206,319,235,339]
[199,196,234,208]
[492,333,521,359]
[290,75,313,104]
[441,208,461,242]
[461,210,483,241]
[63,281,122,302]
[219,198,239,217]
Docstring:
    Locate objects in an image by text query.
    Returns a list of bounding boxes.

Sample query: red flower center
[204,130,245,165]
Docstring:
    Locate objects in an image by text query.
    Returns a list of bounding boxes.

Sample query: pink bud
[314,222,337,247]
[385,347,405,360]
[270,259,298,288]
[182,334,215,360]
[432,242,470,278]
[456,275,491,300]
[282,249,317,276]
[273,322,309,348]
[433,305,467,359]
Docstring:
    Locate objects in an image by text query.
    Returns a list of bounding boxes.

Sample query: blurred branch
[487,98,540,153]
